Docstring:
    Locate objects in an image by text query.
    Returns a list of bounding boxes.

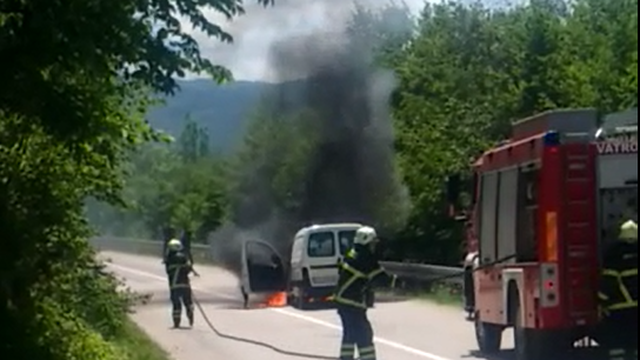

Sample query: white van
[288,223,362,309]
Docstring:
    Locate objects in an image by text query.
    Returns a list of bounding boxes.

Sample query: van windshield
[338,230,356,254]
[307,232,335,257]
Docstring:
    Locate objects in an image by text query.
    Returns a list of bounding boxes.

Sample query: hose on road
[192,294,337,359]
[190,253,518,359]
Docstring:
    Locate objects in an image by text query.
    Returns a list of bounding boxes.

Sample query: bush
[30,298,121,360]
[0,112,139,360]
[1,0,273,357]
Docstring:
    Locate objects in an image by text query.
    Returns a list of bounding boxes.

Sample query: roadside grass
[379,282,463,306]
[114,319,171,360]
[414,283,462,306]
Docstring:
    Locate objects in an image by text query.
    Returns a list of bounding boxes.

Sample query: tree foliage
[390,0,636,262]
[229,107,322,220]
[89,117,229,241]
[97,0,636,268]
[0,0,273,358]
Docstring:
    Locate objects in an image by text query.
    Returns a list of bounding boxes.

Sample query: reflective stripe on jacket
[333,246,392,309]
[165,251,193,289]
[599,241,638,312]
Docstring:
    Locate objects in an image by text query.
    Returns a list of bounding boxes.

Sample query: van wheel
[296,296,308,310]
[474,313,502,353]
[294,271,311,310]
[294,288,309,310]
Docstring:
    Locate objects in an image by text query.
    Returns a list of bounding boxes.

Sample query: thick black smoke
[209,27,409,278]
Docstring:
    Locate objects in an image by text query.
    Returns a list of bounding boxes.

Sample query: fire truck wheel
[474,314,502,353]
[512,296,556,360]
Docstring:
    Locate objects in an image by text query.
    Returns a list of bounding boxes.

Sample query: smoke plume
[209,2,411,278]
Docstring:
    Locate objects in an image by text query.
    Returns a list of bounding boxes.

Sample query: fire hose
[192,293,336,359]
[189,253,518,359]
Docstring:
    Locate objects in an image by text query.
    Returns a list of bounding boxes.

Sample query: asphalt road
[102,251,521,360]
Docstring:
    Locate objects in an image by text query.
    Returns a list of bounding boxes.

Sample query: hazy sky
[182,0,427,82]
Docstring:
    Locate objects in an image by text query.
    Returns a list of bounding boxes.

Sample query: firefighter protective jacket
[165,251,193,290]
[598,241,638,314]
[333,245,394,309]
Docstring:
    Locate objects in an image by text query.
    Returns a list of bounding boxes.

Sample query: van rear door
[306,231,339,287]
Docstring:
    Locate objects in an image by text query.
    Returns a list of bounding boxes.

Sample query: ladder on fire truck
[563,139,597,326]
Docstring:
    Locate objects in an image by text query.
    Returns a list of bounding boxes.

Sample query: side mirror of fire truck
[446,175,467,221]
[446,175,460,202]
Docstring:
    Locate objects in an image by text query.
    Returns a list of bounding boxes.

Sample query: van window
[338,230,356,254]
[307,232,336,257]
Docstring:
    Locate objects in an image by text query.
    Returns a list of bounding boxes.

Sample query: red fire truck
[448,108,637,360]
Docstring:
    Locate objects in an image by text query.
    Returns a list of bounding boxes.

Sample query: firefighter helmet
[354,226,378,245]
[619,220,638,241]
[167,238,183,251]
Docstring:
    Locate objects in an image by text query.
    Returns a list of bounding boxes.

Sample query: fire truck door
[241,239,287,294]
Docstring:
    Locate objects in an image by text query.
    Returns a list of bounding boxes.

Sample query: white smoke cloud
[180,0,427,81]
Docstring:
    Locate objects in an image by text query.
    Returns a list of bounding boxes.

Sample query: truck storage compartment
[597,147,638,253]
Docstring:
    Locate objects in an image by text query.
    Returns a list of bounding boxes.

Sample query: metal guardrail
[380,261,464,285]
[91,236,464,286]
[91,236,216,262]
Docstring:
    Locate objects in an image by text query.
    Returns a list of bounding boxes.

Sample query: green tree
[1,0,274,358]
[229,107,322,223]
[178,115,211,162]
[89,119,229,242]
[86,0,638,271]
[391,0,637,263]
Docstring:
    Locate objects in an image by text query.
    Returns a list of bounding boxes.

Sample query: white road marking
[108,261,454,360]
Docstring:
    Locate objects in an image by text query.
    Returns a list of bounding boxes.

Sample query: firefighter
[598,220,638,360]
[165,238,197,328]
[333,226,397,360]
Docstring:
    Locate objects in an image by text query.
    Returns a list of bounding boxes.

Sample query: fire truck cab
[448,108,637,360]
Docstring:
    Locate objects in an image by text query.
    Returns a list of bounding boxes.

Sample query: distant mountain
[145,77,322,151]
[146,79,274,151]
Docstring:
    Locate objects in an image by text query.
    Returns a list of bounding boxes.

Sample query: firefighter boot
[359,345,377,360]
[339,344,355,360]
[172,310,181,328]
[187,306,194,327]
